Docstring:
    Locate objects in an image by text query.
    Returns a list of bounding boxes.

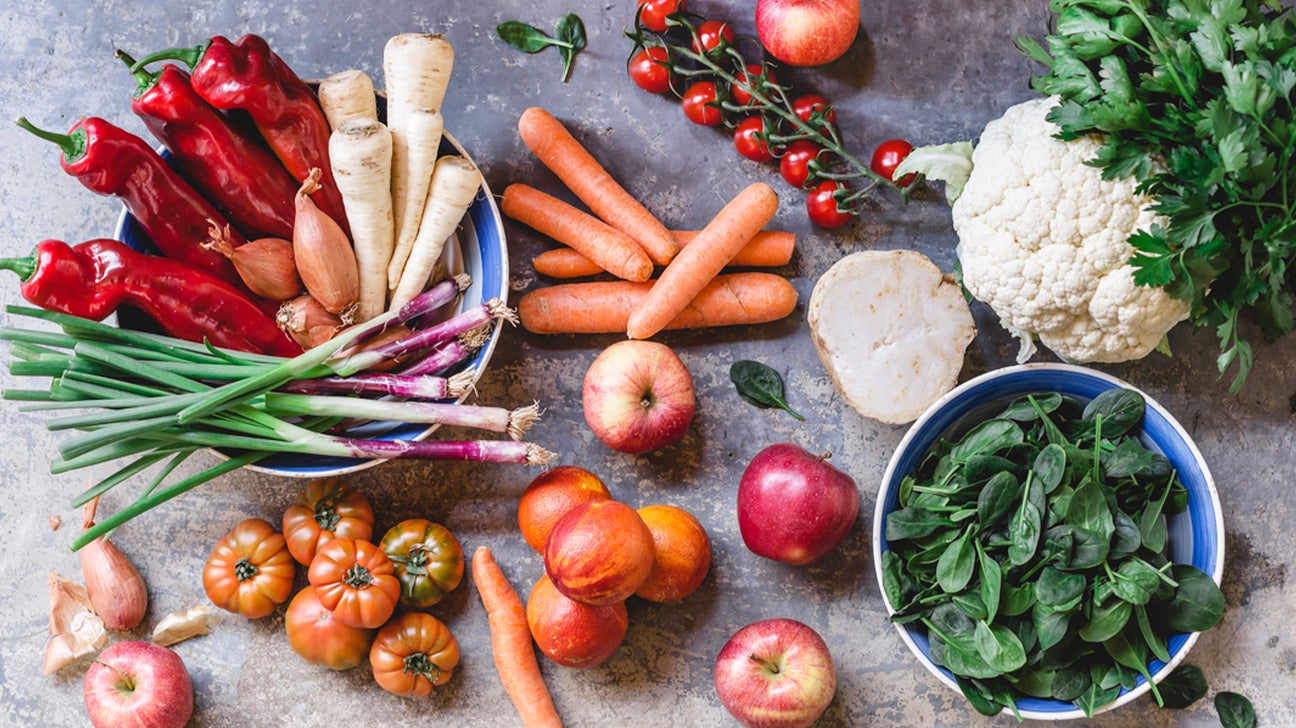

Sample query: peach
[544,500,654,606]
[527,575,628,668]
[518,466,612,553]
[635,504,712,602]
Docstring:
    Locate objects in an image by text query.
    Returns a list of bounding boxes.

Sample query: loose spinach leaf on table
[496,14,587,82]
[729,360,805,420]
[1214,692,1257,728]
[1158,663,1209,709]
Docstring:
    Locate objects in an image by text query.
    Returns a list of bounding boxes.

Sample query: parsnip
[390,155,480,309]
[318,70,378,130]
[386,107,445,290]
[330,117,395,322]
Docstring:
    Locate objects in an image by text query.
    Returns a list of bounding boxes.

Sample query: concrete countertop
[1,1,1292,726]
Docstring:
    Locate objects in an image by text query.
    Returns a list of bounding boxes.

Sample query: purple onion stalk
[277,370,476,400]
[328,299,516,377]
[400,324,492,377]
[328,438,554,464]
[263,393,541,440]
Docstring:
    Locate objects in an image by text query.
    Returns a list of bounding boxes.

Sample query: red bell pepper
[119,50,298,240]
[133,34,350,234]
[0,238,301,357]
[16,115,245,285]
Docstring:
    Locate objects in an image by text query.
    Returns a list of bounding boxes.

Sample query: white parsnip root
[330,117,395,322]
[318,69,378,130]
[390,155,481,309]
[387,108,445,290]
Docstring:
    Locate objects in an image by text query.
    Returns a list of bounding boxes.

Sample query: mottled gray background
[0,1,1292,726]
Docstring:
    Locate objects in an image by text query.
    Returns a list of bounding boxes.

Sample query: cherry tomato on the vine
[731,64,778,107]
[871,139,916,186]
[681,81,724,126]
[637,0,684,33]
[780,140,827,189]
[629,46,672,94]
[734,116,774,162]
[692,20,735,56]
[806,180,854,228]
[791,94,838,130]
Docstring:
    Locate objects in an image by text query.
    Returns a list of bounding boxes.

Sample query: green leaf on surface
[1158,663,1209,709]
[1214,692,1257,728]
[730,360,805,420]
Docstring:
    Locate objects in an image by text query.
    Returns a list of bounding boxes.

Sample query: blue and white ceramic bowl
[114,130,508,478]
[871,363,1224,720]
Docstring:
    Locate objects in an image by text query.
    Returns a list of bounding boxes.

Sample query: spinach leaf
[1034,606,1072,652]
[951,419,1024,461]
[1157,663,1208,709]
[1104,629,1160,705]
[977,541,1002,623]
[1078,598,1130,643]
[1033,443,1067,493]
[1111,508,1142,559]
[927,620,1002,679]
[496,21,555,52]
[956,676,1005,717]
[1007,666,1056,698]
[1214,692,1256,728]
[998,392,1063,421]
[1111,558,1162,605]
[1001,582,1036,617]
[1067,477,1115,540]
[1082,388,1145,438]
[1050,662,1092,701]
[496,14,587,82]
[1103,437,1157,478]
[975,620,1028,673]
[553,14,586,83]
[953,592,988,621]
[886,507,950,541]
[937,526,976,593]
[977,471,1019,529]
[1165,564,1225,632]
[1135,604,1170,663]
[1074,677,1122,718]
[729,360,804,420]
[1139,479,1172,553]
[880,550,911,608]
[1036,566,1086,608]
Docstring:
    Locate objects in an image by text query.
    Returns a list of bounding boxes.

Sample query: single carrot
[517,107,678,266]
[532,230,795,278]
[472,546,563,728]
[518,272,797,335]
[627,183,780,340]
[503,184,653,282]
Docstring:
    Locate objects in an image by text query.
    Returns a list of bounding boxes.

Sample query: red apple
[755,0,860,67]
[738,443,860,565]
[714,618,836,728]
[83,641,193,728]
[582,340,695,454]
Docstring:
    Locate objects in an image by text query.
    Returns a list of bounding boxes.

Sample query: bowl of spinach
[872,363,1224,720]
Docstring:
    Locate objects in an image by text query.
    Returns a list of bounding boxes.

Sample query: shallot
[79,498,148,631]
[204,224,301,301]
[294,168,359,318]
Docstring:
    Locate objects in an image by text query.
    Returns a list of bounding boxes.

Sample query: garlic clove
[152,606,214,647]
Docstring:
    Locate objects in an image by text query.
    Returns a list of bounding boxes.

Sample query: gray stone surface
[0,1,1292,726]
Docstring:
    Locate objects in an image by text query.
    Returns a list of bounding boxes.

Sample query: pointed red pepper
[16,115,244,285]
[132,34,350,234]
[119,50,299,240]
[0,239,301,357]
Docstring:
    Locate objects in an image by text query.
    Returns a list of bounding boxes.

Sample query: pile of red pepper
[4,34,348,357]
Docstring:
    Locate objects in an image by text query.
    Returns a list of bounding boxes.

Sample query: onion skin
[293,168,359,316]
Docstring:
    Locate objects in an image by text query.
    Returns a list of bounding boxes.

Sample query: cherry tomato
[282,477,374,566]
[284,586,374,671]
[791,94,838,129]
[628,46,672,94]
[370,613,461,697]
[871,138,916,186]
[806,180,854,228]
[692,20,735,56]
[780,140,827,189]
[307,537,401,629]
[734,117,774,163]
[380,519,465,609]
[636,0,684,33]
[681,81,724,126]
[202,518,295,619]
[731,64,777,107]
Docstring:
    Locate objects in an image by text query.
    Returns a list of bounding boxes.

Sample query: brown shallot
[294,168,359,317]
[204,224,302,301]
[80,499,148,631]
[278,295,343,349]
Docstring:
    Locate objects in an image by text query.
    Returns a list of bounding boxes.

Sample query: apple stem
[747,653,779,674]
[816,452,832,463]
[93,659,136,691]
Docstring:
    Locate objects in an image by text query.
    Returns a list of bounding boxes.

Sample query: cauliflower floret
[951,96,1189,363]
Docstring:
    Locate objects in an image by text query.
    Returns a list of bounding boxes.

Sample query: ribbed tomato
[370,613,461,697]
[307,537,400,629]
[282,477,374,566]
[380,519,465,609]
[202,518,295,619]
[284,586,375,671]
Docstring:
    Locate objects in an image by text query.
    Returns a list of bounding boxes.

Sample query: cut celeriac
[808,250,975,425]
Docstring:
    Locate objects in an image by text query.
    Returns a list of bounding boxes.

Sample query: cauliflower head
[951,96,1189,363]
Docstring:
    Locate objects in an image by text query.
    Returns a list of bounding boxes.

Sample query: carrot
[472,546,562,728]
[503,184,653,282]
[626,183,780,339]
[518,272,797,335]
[329,116,394,323]
[532,229,795,278]
[517,107,678,266]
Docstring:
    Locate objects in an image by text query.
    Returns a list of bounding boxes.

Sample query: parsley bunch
[1018,0,1296,391]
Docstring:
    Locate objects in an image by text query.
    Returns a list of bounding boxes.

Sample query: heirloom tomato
[284,586,374,671]
[202,518,295,619]
[380,519,465,609]
[307,538,400,629]
[370,613,461,697]
[282,477,374,566]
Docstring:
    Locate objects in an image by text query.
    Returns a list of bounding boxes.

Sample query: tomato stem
[234,556,259,582]
[343,563,374,588]
[403,651,442,681]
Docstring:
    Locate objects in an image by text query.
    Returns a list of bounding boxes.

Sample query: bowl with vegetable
[872,363,1224,720]
[112,64,511,477]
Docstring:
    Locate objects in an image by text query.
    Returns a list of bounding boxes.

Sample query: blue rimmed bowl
[871,363,1224,720]
[114,128,508,478]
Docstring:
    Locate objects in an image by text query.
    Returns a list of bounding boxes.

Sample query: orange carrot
[627,183,780,339]
[517,107,678,266]
[532,230,795,278]
[518,272,797,335]
[472,546,562,728]
[502,184,653,282]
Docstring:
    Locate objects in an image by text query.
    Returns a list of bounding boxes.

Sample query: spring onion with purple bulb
[0,275,555,550]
